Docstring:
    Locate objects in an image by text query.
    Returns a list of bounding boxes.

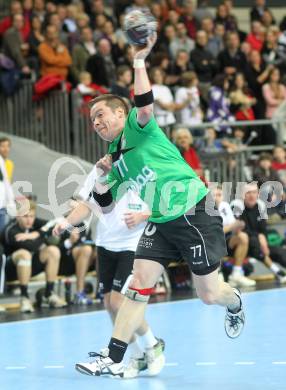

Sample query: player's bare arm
[132,33,157,126]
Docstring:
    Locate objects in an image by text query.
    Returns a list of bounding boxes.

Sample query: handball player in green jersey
[53,33,245,378]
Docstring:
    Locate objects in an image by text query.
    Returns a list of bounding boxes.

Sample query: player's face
[213,188,223,205]
[0,141,11,159]
[17,211,36,230]
[244,186,259,207]
[91,101,125,141]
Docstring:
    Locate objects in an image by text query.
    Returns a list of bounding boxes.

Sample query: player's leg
[228,232,256,287]
[168,199,245,338]
[76,258,164,377]
[39,245,66,308]
[12,249,34,313]
[111,251,164,378]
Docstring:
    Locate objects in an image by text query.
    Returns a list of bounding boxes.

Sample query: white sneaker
[0,305,6,313]
[276,270,286,284]
[75,350,124,377]
[123,355,148,379]
[225,288,245,339]
[20,297,35,313]
[228,273,256,288]
[41,293,67,308]
[146,338,166,376]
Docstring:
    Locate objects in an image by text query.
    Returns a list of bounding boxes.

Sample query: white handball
[123,9,157,46]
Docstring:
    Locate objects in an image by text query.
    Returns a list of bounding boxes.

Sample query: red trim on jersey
[129,287,153,295]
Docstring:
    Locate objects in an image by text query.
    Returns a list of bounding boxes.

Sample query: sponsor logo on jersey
[128,166,156,193]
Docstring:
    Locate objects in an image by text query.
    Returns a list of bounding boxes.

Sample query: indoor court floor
[0,288,285,390]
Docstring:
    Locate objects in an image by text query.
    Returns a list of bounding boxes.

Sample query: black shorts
[135,198,227,276]
[97,246,135,294]
[5,252,45,282]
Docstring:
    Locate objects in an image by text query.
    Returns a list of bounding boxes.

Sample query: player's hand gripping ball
[123,10,157,46]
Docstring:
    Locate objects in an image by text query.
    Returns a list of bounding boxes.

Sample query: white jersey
[218,201,236,227]
[175,86,203,125]
[78,165,147,252]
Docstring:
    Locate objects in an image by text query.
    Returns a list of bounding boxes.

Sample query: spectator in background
[214,3,237,32]
[181,0,197,40]
[250,0,269,23]
[31,0,46,24]
[125,0,150,15]
[201,17,224,58]
[71,27,96,83]
[213,186,256,288]
[28,15,44,57]
[46,12,68,48]
[77,71,108,103]
[190,30,217,103]
[272,146,286,184]
[63,4,78,33]
[0,137,14,183]
[198,127,225,153]
[232,182,286,283]
[173,128,204,178]
[0,154,14,233]
[253,153,282,188]
[27,15,44,75]
[261,27,284,69]
[262,67,286,120]
[245,50,272,119]
[2,200,67,312]
[157,24,176,56]
[207,74,234,135]
[261,9,276,29]
[151,67,176,129]
[218,31,246,78]
[168,49,192,86]
[86,37,116,88]
[246,20,265,52]
[102,19,125,53]
[169,21,194,59]
[193,0,213,26]
[38,25,72,80]
[111,65,132,100]
[175,71,203,125]
[2,14,31,75]
[229,73,256,121]
[0,0,30,40]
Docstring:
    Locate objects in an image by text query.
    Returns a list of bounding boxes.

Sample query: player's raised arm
[132,33,157,127]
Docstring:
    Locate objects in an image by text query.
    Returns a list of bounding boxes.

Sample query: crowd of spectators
[1,1,286,313]
[1,0,286,144]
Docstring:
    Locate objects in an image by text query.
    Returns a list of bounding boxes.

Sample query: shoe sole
[75,364,123,378]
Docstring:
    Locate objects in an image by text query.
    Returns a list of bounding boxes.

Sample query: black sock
[20,285,29,298]
[45,282,54,298]
[108,337,128,363]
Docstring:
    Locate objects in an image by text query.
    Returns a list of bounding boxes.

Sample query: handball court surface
[0,288,285,390]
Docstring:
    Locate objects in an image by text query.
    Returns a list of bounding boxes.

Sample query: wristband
[133,59,145,69]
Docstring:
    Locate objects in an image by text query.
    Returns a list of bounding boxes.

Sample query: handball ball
[124,10,157,46]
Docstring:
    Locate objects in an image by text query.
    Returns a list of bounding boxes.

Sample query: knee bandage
[125,287,153,302]
[17,259,32,267]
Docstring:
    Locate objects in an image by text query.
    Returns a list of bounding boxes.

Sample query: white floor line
[195,362,217,366]
[272,362,286,365]
[5,366,27,370]
[165,362,179,367]
[43,365,65,369]
[235,362,256,365]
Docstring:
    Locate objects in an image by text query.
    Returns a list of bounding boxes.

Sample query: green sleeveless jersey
[107,108,208,223]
